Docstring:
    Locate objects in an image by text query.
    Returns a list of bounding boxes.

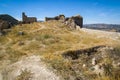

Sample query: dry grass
[0,21,120,80]
[15,69,33,80]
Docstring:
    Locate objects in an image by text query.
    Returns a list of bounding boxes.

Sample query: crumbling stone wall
[22,12,37,24]
[45,14,65,22]
[65,15,83,28]
[45,17,57,21]
[58,15,65,22]
[71,15,83,28]
[45,14,83,29]
[65,18,76,29]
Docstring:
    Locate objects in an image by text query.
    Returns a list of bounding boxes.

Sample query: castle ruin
[45,14,83,28]
[45,14,65,22]
[22,12,37,23]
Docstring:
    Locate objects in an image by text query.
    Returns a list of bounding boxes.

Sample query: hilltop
[0,21,120,80]
[0,14,18,25]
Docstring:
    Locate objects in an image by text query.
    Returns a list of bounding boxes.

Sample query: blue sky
[0,0,120,24]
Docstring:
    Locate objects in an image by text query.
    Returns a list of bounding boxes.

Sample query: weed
[16,69,33,80]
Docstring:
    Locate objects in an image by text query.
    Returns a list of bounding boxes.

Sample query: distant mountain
[84,24,120,32]
[0,14,18,26]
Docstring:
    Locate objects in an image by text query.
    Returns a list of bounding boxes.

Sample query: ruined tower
[22,12,27,23]
[22,12,37,23]
[71,15,83,28]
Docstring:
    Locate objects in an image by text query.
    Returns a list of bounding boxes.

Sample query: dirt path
[30,24,46,33]
[1,55,61,80]
[1,34,61,80]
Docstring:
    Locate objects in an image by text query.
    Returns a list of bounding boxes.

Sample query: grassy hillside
[0,21,120,80]
[0,14,18,25]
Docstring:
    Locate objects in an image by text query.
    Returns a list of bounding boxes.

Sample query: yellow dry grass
[0,21,119,62]
[0,21,120,79]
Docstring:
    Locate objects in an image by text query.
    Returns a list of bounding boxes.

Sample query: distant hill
[84,24,120,32]
[0,14,18,26]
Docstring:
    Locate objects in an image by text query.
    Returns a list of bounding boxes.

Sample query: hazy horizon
[0,0,120,24]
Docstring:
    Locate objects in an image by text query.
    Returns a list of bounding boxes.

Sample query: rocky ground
[1,55,61,80]
[0,21,120,80]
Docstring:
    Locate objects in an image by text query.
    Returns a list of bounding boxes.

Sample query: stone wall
[45,15,65,22]
[45,14,83,29]
[45,17,57,21]
[71,15,83,28]
[22,12,37,23]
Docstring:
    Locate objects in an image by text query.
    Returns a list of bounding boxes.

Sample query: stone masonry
[45,14,83,28]
[22,12,37,24]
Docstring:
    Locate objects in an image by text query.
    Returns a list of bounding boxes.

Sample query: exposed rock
[0,19,10,32]
[112,61,120,68]
[0,14,18,33]
[62,45,120,78]
[82,64,86,68]
[92,64,104,76]
[92,58,97,65]
[62,45,106,60]
[18,41,24,46]
[45,14,83,29]
[117,62,120,67]
[58,15,65,22]
[1,55,61,80]
[65,15,83,29]
[0,14,18,26]
[69,75,76,80]
[65,18,76,29]
[18,31,24,35]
